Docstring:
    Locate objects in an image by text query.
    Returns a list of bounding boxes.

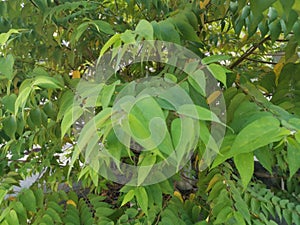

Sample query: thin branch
[229,35,270,69]
[29,0,38,8]
[275,39,289,42]
[245,57,277,65]
[205,17,225,23]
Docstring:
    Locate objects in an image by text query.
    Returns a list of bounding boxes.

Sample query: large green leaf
[207,63,230,88]
[135,187,148,215]
[213,116,290,166]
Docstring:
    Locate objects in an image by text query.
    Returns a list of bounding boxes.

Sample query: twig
[245,57,277,65]
[229,35,270,69]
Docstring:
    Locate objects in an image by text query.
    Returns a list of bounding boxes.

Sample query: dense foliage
[0,0,300,224]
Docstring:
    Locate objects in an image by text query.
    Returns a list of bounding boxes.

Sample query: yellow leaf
[274,57,285,85]
[207,90,221,104]
[72,70,81,79]
[200,0,210,9]
[189,193,195,201]
[206,174,222,192]
[8,196,16,201]
[174,190,184,203]
[66,199,77,207]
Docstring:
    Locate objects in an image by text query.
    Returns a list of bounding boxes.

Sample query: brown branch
[245,57,277,65]
[229,35,270,69]
[29,0,38,8]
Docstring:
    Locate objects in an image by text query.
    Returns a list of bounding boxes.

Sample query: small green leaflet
[121,189,135,207]
[287,138,300,179]
[137,154,156,186]
[135,19,153,40]
[213,116,290,167]
[234,152,254,188]
[207,63,230,88]
[0,54,14,80]
[33,76,63,89]
[100,33,121,57]
[135,187,148,215]
[0,29,21,46]
[177,104,223,124]
[61,105,84,138]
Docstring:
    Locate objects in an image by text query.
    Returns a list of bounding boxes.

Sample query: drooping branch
[229,35,270,69]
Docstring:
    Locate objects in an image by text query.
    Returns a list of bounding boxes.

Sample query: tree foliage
[0,0,300,224]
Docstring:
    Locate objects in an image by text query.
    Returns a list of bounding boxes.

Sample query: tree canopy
[0,0,300,224]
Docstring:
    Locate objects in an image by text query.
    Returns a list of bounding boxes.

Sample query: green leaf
[57,90,74,121]
[250,0,277,16]
[121,189,135,207]
[92,20,115,35]
[61,105,84,138]
[293,20,300,45]
[2,115,17,139]
[295,130,300,143]
[5,210,19,225]
[0,29,19,46]
[188,69,206,96]
[202,55,231,65]
[287,137,300,179]
[68,108,112,177]
[74,22,89,42]
[234,152,254,188]
[214,206,232,224]
[135,19,153,40]
[0,189,8,205]
[135,187,148,215]
[33,188,44,209]
[171,13,199,42]
[254,146,274,174]
[207,63,230,88]
[138,154,156,185]
[0,54,14,80]
[121,30,136,43]
[19,189,37,213]
[156,20,181,43]
[100,33,121,57]
[214,117,290,166]
[41,214,55,225]
[177,104,222,124]
[45,208,63,223]
[100,82,118,108]
[33,76,63,89]
[229,117,288,157]
[2,94,17,113]
[269,19,281,42]
[11,202,27,225]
